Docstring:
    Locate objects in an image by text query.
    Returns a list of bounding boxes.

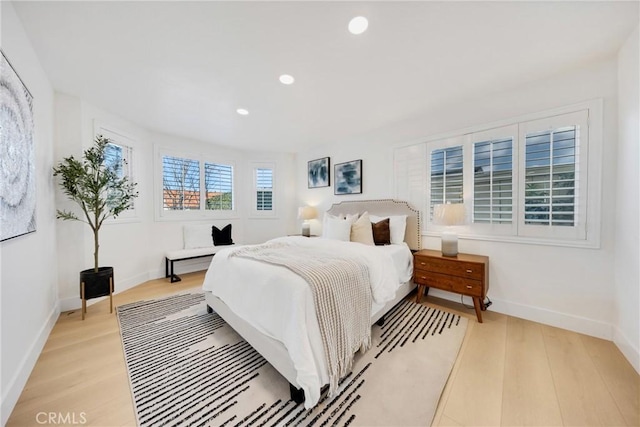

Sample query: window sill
[423,231,600,249]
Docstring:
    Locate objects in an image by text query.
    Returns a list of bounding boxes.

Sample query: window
[158,149,235,218]
[523,127,576,226]
[473,136,514,225]
[517,110,588,240]
[256,168,273,211]
[104,142,131,179]
[430,146,463,219]
[395,100,601,247]
[205,163,233,210]
[162,156,201,210]
[95,124,138,221]
[251,163,276,217]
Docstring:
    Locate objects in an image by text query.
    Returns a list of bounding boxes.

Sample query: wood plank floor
[7,272,639,426]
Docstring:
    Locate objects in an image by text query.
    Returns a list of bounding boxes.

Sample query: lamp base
[441,231,458,257]
[301,222,311,237]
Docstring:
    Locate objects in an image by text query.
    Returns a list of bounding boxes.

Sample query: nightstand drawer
[450,278,483,297]
[414,256,484,281]
[414,271,483,297]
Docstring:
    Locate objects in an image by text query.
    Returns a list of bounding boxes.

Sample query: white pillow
[350,212,374,245]
[369,215,407,244]
[322,217,352,241]
[183,225,214,249]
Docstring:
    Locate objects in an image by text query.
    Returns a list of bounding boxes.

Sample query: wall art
[308,157,330,188]
[1,50,36,241]
[334,159,362,195]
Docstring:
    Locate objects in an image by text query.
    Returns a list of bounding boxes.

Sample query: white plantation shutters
[524,127,576,226]
[205,163,234,211]
[430,145,463,219]
[473,138,514,225]
[394,103,597,245]
[394,144,426,229]
[518,110,588,240]
[255,168,273,211]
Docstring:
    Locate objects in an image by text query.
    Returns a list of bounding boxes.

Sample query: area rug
[116,292,468,427]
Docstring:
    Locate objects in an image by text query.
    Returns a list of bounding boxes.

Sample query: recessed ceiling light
[236,108,249,115]
[348,16,368,35]
[279,74,295,85]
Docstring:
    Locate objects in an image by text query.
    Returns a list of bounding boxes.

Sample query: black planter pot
[79,266,114,319]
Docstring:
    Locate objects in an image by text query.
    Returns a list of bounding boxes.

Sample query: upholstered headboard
[326,199,421,251]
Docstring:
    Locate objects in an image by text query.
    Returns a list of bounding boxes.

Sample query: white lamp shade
[433,203,466,226]
[298,206,317,220]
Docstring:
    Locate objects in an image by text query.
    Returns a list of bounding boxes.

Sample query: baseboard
[59,271,150,312]
[613,326,640,374]
[427,289,613,340]
[1,300,60,425]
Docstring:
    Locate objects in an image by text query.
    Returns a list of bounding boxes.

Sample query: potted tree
[53,135,138,319]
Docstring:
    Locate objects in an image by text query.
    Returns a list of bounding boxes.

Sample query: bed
[202,199,421,408]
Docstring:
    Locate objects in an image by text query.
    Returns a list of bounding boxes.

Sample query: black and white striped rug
[117,292,467,427]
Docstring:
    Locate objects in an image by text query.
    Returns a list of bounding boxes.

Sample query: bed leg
[289,384,305,404]
[376,315,385,327]
[206,305,213,314]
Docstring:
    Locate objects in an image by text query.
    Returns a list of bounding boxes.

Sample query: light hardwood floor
[7,272,639,426]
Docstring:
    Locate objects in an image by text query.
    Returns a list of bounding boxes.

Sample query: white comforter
[202,236,410,408]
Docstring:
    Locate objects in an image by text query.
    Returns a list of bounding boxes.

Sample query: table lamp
[433,203,466,256]
[298,206,317,237]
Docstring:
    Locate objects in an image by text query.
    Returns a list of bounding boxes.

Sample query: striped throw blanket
[231,242,372,394]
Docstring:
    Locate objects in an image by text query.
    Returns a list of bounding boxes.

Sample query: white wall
[0,2,59,423]
[614,25,639,373]
[54,95,297,310]
[297,58,620,341]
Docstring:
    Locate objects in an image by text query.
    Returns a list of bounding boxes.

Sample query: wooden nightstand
[413,249,489,323]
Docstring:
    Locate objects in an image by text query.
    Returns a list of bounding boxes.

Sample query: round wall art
[1,51,36,242]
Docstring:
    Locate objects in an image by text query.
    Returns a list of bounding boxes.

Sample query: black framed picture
[308,157,330,188]
[334,159,362,195]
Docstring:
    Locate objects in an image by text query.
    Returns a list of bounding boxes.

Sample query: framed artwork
[308,157,330,188]
[334,160,362,195]
[1,50,36,242]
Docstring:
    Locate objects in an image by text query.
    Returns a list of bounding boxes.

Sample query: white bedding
[202,236,413,408]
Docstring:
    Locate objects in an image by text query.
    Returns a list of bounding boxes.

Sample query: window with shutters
[157,148,236,218]
[397,100,601,247]
[205,163,234,211]
[251,163,276,217]
[430,145,463,219]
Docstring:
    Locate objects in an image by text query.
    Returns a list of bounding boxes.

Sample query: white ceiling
[12,1,639,153]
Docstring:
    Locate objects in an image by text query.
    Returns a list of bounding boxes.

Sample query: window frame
[400,99,602,248]
[155,146,238,221]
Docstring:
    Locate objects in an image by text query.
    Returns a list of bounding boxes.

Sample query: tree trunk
[94,227,99,272]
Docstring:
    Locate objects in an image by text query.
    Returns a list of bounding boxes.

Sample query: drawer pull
[466,269,473,273]
[420,262,426,266]
[421,276,427,280]
[466,285,473,289]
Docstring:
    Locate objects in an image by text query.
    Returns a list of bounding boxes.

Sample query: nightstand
[413,249,489,323]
